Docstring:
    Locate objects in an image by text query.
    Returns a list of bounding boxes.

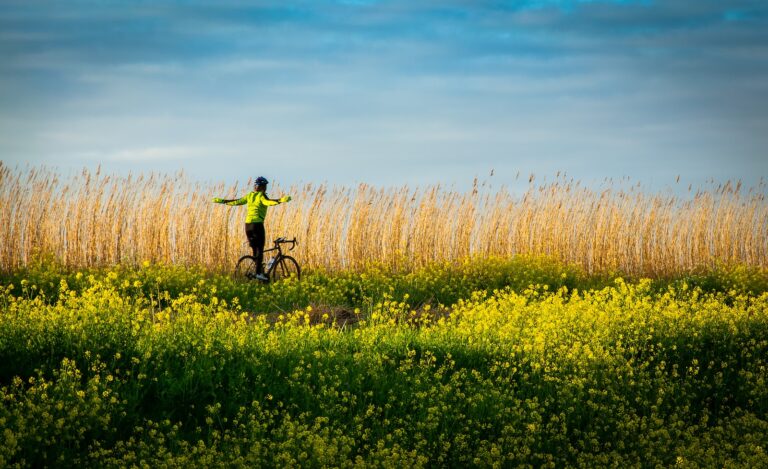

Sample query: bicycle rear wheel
[270,255,301,282]
[234,255,260,281]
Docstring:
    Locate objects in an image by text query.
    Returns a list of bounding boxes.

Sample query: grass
[5,255,767,315]
[1,258,767,467]
[2,164,766,276]
[2,164,767,465]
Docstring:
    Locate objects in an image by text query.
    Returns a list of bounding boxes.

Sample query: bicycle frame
[263,238,297,275]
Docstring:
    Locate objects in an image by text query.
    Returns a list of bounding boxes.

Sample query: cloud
[106,146,208,162]
[1,0,767,189]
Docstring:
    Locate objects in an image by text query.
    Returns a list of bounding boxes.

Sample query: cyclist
[213,176,291,281]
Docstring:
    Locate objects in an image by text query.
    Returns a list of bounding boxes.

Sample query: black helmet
[254,176,269,185]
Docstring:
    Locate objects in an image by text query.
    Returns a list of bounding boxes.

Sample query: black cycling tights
[245,222,266,274]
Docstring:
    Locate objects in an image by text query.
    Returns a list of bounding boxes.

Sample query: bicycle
[234,237,301,282]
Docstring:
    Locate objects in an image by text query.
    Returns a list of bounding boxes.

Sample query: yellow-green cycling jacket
[223,192,283,223]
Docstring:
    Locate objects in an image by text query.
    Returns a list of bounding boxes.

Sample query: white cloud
[107,146,209,162]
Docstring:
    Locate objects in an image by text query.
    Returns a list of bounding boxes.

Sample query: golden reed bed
[1,163,766,276]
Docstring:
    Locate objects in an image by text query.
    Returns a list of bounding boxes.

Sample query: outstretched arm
[212,196,247,206]
[262,194,292,206]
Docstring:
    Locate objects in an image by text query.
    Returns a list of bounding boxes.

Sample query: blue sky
[1,0,767,191]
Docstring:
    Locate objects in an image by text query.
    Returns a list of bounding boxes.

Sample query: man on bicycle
[213,176,291,281]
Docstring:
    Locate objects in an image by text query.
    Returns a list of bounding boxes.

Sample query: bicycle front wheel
[234,255,260,281]
[270,255,301,282]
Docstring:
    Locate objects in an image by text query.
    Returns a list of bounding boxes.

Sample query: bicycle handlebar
[274,237,297,251]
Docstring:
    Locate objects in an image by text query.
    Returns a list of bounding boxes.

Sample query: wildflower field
[1,257,767,467]
[2,165,767,466]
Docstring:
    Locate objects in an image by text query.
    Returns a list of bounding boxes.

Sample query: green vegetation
[1,258,767,467]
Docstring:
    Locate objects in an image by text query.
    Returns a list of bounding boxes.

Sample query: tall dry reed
[1,162,766,276]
